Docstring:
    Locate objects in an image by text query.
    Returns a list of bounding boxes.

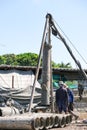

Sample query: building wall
[0,69,40,89]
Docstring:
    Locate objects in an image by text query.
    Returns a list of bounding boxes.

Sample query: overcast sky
[0,0,87,69]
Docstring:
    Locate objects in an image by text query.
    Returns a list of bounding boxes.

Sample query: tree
[0,53,72,68]
[58,62,71,68]
[16,53,38,66]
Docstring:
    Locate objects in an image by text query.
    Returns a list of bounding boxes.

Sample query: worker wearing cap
[55,81,68,114]
[64,83,74,111]
[64,83,79,120]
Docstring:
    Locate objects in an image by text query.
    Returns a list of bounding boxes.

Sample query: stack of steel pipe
[0,112,72,130]
[38,113,54,129]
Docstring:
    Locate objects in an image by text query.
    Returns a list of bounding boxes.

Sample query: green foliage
[16,53,38,66]
[3,54,17,65]
[57,62,72,68]
[52,61,59,68]
[0,56,6,64]
[0,53,39,66]
[0,52,72,68]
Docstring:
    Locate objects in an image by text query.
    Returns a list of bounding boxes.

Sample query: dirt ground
[53,121,87,130]
[52,112,87,130]
[55,97,87,130]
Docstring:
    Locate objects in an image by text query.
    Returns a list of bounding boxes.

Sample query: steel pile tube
[0,106,19,116]
[33,117,41,130]
[0,112,72,130]
[58,115,66,128]
[0,116,33,129]
[53,115,59,127]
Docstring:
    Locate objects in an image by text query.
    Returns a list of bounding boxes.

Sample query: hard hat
[59,81,64,85]
[64,83,68,88]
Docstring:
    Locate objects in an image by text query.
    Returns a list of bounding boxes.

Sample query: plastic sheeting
[0,70,41,105]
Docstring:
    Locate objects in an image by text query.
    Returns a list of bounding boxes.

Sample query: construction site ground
[52,97,87,130]
[52,120,87,130]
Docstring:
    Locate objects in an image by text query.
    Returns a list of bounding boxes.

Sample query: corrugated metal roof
[0,65,86,72]
[0,65,86,80]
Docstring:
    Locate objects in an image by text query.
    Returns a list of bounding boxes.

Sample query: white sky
[0,0,87,69]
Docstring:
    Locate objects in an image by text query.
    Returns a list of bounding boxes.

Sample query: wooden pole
[28,16,48,113]
[12,75,14,88]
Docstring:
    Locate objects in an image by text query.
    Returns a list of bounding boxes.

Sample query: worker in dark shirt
[78,83,84,100]
[55,81,68,114]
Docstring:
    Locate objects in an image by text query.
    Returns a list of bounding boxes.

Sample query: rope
[52,18,87,65]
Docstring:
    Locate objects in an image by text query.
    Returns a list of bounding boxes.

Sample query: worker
[55,81,68,114]
[63,83,74,111]
[64,83,79,120]
[78,83,84,100]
